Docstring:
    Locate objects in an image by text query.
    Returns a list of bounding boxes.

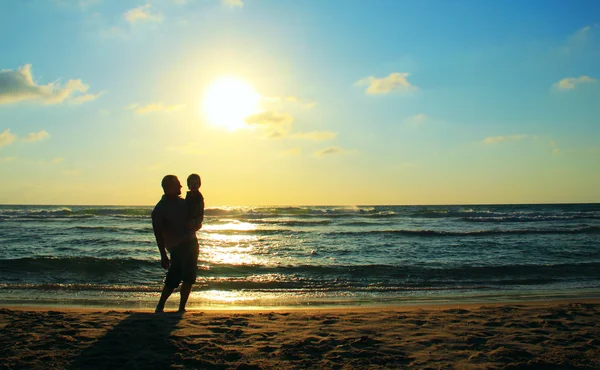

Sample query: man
[151,175,200,313]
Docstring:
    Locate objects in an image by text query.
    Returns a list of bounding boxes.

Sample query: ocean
[1,204,599,309]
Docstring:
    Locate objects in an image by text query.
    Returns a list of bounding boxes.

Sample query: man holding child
[151,174,205,313]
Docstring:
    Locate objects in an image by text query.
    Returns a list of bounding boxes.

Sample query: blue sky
[1,0,599,205]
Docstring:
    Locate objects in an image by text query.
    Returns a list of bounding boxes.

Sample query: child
[186,173,205,231]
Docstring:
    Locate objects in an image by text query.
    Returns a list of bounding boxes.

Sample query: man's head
[187,173,201,191]
[161,175,182,197]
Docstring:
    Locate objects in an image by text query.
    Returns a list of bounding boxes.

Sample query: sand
[1,300,599,369]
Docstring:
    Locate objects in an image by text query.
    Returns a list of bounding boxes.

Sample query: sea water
[1,204,599,309]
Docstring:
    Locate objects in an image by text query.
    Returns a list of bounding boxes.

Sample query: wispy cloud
[39,157,65,165]
[553,76,597,90]
[356,72,417,95]
[263,96,316,109]
[54,0,102,10]
[403,113,428,127]
[245,110,293,138]
[222,0,243,8]
[279,148,301,157]
[483,134,528,144]
[0,156,16,163]
[0,65,101,105]
[291,131,337,141]
[549,139,561,154]
[0,129,17,148]
[124,4,164,23]
[562,24,599,54]
[314,146,347,157]
[23,130,50,142]
[130,103,186,114]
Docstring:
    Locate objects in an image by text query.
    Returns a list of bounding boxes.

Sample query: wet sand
[1,300,599,369]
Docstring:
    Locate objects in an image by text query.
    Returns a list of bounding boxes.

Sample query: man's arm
[151,208,170,269]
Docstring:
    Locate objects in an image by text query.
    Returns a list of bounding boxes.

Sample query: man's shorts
[165,239,199,289]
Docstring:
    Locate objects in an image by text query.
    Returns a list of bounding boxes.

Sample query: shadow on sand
[69,312,182,369]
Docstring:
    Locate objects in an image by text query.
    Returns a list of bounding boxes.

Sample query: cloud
[549,139,561,154]
[314,146,347,157]
[483,134,528,144]
[245,110,293,138]
[279,148,301,156]
[54,0,102,10]
[404,113,428,127]
[131,103,186,114]
[0,65,101,105]
[291,131,337,141]
[124,4,163,23]
[0,156,16,163]
[356,72,417,95]
[222,0,243,7]
[39,157,64,165]
[0,129,17,148]
[263,96,316,109]
[23,130,50,142]
[553,76,597,90]
[562,24,599,54]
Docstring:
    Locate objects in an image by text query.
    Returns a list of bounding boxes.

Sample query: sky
[1,0,599,206]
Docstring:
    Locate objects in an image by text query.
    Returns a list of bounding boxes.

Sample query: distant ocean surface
[1,204,600,309]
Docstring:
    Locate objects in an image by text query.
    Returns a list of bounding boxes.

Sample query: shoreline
[3,296,600,313]
[2,286,600,312]
[2,298,599,369]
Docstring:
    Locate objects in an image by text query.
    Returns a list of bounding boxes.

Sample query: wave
[328,226,600,237]
[2,257,599,279]
[72,226,153,234]
[462,215,600,223]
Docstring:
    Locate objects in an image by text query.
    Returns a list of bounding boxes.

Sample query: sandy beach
[1,300,599,369]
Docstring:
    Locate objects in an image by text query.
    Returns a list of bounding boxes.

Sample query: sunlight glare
[203,77,261,131]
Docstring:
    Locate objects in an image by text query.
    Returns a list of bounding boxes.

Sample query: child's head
[187,173,201,191]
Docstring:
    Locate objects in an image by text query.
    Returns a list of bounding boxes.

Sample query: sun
[202,77,261,131]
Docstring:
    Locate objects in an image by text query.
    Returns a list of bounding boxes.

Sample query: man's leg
[178,282,192,312]
[156,284,175,313]
[178,240,199,312]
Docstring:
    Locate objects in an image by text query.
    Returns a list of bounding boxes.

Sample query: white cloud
[356,72,417,95]
[23,130,50,142]
[245,110,293,138]
[222,0,243,8]
[131,103,186,114]
[124,4,164,23]
[291,131,337,141]
[483,134,528,144]
[52,157,65,164]
[0,129,17,147]
[0,65,101,105]
[314,146,347,157]
[553,76,597,90]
